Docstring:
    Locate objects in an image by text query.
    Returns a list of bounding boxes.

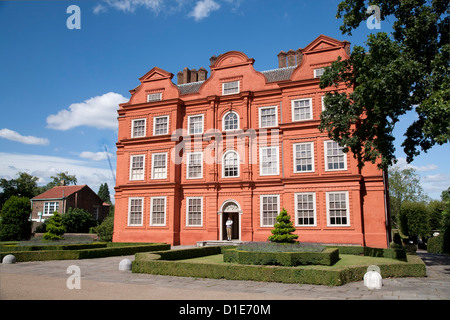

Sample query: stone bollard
[119,258,132,271]
[2,254,16,264]
[364,265,382,289]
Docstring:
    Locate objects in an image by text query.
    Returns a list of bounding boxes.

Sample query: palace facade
[113,35,391,248]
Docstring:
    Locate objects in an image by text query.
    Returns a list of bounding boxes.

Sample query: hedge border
[132,246,426,286]
[223,247,339,266]
[0,242,170,262]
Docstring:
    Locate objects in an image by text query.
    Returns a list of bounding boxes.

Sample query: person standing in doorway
[226,217,233,241]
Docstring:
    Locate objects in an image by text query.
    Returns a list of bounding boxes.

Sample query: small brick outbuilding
[31,185,110,223]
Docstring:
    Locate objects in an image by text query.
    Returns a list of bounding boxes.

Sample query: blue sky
[0,0,448,201]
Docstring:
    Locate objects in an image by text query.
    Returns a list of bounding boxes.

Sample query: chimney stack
[277,51,287,68]
[198,67,208,81]
[287,49,296,67]
[177,67,208,85]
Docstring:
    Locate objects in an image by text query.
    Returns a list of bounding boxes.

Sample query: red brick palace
[113,35,391,248]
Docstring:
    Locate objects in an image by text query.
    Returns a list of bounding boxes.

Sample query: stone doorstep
[196,240,243,247]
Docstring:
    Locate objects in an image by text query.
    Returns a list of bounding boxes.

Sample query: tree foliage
[0,196,32,241]
[97,183,111,204]
[388,166,428,226]
[62,207,97,233]
[43,212,66,241]
[398,201,429,239]
[320,0,449,169]
[0,172,40,211]
[268,208,298,244]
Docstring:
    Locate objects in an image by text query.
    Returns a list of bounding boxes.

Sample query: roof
[177,81,205,95]
[31,185,87,200]
[176,66,296,95]
[260,66,296,82]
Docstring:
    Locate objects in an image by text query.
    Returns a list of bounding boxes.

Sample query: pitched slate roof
[31,185,87,200]
[177,81,205,95]
[260,66,296,82]
[175,66,296,95]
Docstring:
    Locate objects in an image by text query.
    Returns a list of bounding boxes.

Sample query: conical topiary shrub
[268,208,298,243]
[43,212,66,241]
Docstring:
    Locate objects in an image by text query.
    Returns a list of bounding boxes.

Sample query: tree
[97,183,111,204]
[62,207,97,233]
[0,172,40,211]
[44,171,77,190]
[43,212,65,241]
[320,0,449,169]
[268,208,298,244]
[0,196,32,241]
[95,214,114,242]
[398,201,429,242]
[388,166,428,227]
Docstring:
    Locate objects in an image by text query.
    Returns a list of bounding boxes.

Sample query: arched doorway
[219,200,242,241]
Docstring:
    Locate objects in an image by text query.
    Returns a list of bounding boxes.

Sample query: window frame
[186,196,203,227]
[260,194,280,227]
[153,115,169,136]
[258,106,278,128]
[150,196,166,226]
[259,146,279,176]
[128,197,144,226]
[222,150,240,178]
[222,80,240,95]
[222,111,240,131]
[293,142,315,173]
[131,118,146,138]
[147,92,162,102]
[294,192,317,227]
[186,152,203,179]
[43,201,59,216]
[326,191,350,227]
[324,140,347,171]
[129,154,145,181]
[291,98,313,122]
[314,68,325,78]
[187,114,204,135]
[151,152,168,180]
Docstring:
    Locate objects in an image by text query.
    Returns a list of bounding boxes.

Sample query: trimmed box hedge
[0,242,170,262]
[132,246,426,286]
[223,247,339,266]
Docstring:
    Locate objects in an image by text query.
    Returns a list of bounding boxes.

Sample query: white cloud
[0,128,50,146]
[80,151,115,161]
[102,0,165,14]
[93,3,108,14]
[189,0,220,21]
[394,157,439,172]
[46,92,128,131]
[0,152,116,200]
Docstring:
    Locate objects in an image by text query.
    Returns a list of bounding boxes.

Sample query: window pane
[152,154,167,179]
[131,156,144,180]
[129,198,143,225]
[154,116,168,135]
[187,198,202,226]
[151,198,165,225]
[297,193,315,225]
[189,115,203,134]
[293,99,312,121]
[328,192,348,226]
[260,107,276,128]
[188,153,202,178]
[326,141,345,170]
[261,147,278,175]
[132,119,145,137]
[224,112,238,130]
[295,143,313,172]
[261,196,278,226]
[224,151,238,177]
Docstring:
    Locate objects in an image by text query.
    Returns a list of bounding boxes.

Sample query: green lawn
[182,253,408,269]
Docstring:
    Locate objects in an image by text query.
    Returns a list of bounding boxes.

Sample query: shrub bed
[223,247,339,266]
[0,242,170,262]
[132,247,426,286]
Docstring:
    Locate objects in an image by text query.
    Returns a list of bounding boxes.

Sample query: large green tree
[320,0,449,169]
[0,196,32,241]
[0,172,40,210]
[388,166,428,226]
